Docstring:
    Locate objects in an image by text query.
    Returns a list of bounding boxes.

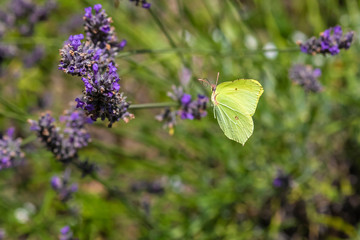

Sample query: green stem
[148,8,188,66]
[118,47,300,58]
[129,102,178,110]
[148,9,178,50]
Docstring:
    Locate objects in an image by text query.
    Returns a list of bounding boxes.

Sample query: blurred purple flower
[51,176,62,190]
[0,127,25,170]
[129,0,151,8]
[289,64,323,93]
[273,171,291,190]
[157,86,208,133]
[23,45,44,68]
[28,107,91,162]
[60,225,76,240]
[181,94,192,105]
[0,229,5,240]
[0,0,56,36]
[51,169,78,202]
[298,26,354,56]
[179,67,192,87]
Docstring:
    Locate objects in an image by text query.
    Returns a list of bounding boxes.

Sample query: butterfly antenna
[216,72,220,86]
[198,78,210,88]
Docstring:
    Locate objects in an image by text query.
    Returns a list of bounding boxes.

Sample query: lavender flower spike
[0,127,25,170]
[129,0,151,8]
[51,171,78,202]
[289,64,323,93]
[157,86,209,133]
[75,63,134,127]
[29,107,91,162]
[298,25,354,56]
[60,225,76,240]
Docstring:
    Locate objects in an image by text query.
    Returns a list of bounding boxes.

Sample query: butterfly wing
[213,79,263,145]
[214,95,254,145]
[215,79,263,116]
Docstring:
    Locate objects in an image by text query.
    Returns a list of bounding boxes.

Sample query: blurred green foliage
[1,0,360,239]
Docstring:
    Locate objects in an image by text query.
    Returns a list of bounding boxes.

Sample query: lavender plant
[0,0,56,36]
[51,170,78,202]
[28,107,91,163]
[129,0,151,9]
[0,127,25,170]
[289,64,323,93]
[297,26,354,56]
[156,86,208,134]
[0,0,56,75]
[59,4,133,127]
[59,226,77,240]
[2,1,360,239]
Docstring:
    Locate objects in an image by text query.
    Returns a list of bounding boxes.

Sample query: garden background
[1,0,360,239]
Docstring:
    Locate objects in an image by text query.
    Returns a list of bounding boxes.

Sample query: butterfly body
[211,79,264,145]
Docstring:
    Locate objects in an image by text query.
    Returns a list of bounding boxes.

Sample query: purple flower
[297,26,354,56]
[181,94,192,105]
[157,86,209,132]
[0,127,25,170]
[75,63,134,127]
[84,7,92,18]
[113,82,120,91]
[51,176,62,190]
[142,2,151,8]
[273,177,283,188]
[75,98,85,108]
[119,39,127,49]
[59,40,112,77]
[83,4,124,50]
[289,64,323,93]
[60,225,75,240]
[82,77,93,93]
[273,171,291,189]
[59,4,126,77]
[59,5,132,127]
[68,34,84,51]
[94,4,102,13]
[180,111,194,120]
[60,226,70,235]
[51,170,78,202]
[29,107,91,162]
[313,68,321,78]
[129,0,151,9]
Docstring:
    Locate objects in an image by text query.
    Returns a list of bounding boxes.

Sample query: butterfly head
[198,72,220,93]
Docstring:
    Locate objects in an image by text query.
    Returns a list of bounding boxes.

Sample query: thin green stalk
[21,135,37,146]
[129,102,178,110]
[148,9,178,50]
[118,47,300,58]
[148,8,188,67]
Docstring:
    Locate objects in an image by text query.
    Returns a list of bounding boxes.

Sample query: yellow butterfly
[199,73,263,145]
